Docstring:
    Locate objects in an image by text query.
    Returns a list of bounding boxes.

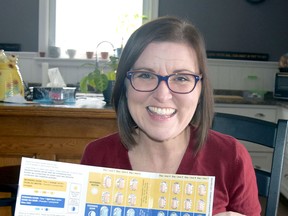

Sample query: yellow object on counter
[0,50,24,101]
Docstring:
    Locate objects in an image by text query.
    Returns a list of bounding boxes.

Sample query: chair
[212,112,288,216]
[0,165,20,216]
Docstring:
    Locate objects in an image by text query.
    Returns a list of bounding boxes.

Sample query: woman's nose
[152,80,173,101]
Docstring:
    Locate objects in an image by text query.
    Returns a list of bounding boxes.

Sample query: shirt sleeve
[227,140,261,215]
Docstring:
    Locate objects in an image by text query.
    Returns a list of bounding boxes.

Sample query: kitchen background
[0,0,288,93]
[1,1,288,213]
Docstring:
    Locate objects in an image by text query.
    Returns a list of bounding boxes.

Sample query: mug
[66,49,76,59]
[49,46,61,58]
[39,51,46,57]
[86,51,94,59]
[101,51,109,60]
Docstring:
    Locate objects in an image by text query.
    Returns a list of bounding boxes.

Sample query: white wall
[207,59,278,91]
[12,52,278,91]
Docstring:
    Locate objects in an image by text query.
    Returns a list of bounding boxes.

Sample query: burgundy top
[81,127,261,215]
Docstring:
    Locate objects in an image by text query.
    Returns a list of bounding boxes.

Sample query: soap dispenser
[0,50,24,101]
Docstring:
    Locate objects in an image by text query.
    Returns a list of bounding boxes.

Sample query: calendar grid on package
[15,158,215,216]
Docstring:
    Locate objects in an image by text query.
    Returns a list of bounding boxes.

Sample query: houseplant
[80,56,118,104]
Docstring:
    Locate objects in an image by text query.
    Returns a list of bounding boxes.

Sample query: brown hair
[112,16,214,152]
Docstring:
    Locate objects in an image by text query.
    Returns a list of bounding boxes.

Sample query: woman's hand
[214,212,246,216]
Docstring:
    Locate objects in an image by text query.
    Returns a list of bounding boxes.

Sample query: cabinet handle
[255,113,265,118]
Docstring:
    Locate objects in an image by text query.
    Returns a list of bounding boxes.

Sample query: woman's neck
[128,127,190,173]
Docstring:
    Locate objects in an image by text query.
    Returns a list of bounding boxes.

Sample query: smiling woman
[38,0,158,57]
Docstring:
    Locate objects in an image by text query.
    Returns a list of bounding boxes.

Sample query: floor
[278,195,288,216]
[259,195,288,216]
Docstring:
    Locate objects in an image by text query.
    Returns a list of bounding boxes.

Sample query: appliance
[274,72,288,100]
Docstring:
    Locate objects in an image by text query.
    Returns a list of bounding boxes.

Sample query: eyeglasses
[126,71,202,94]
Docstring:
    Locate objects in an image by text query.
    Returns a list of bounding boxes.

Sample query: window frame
[38,0,159,53]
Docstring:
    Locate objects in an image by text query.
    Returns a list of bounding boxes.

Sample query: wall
[0,0,39,51]
[159,0,288,61]
[12,52,278,92]
[0,1,287,61]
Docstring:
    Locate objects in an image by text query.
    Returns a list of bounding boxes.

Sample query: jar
[279,53,288,72]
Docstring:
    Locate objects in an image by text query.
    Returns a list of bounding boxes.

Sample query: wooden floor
[259,195,288,216]
[278,195,288,216]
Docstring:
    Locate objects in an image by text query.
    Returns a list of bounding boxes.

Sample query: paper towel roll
[41,62,49,87]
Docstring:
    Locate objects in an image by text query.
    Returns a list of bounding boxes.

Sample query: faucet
[95,41,115,68]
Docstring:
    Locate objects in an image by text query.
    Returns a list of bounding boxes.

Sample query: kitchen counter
[0,98,115,118]
[213,90,288,108]
[0,92,287,168]
[214,96,278,105]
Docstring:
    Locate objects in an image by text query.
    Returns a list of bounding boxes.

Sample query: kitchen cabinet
[277,106,288,199]
[0,104,117,167]
[0,103,118,216]
[278,107,288,156]
[281,157,288,199]
[214,104,277,172]
[214,104,278,123]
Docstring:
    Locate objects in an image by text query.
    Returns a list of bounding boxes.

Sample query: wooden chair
[0,165,20,216]
[212,112,288,216]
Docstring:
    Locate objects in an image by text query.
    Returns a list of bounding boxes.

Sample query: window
[38,0,158,58]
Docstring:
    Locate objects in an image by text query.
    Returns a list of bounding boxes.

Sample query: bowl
[32,87,76,104]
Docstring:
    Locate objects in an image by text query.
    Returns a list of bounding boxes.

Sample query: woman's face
[126,42,202,142]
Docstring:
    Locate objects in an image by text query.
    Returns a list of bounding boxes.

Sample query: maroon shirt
[81,127,261,215]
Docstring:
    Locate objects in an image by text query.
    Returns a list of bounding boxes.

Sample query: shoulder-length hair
[112,16,214,152]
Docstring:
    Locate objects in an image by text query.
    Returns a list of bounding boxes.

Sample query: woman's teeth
[147,106,176,116]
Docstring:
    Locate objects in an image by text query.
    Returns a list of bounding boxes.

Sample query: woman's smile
[146,106,177,117]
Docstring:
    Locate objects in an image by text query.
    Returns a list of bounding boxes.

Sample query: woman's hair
[112,16,214,152]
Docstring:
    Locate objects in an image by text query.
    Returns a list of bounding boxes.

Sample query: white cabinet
[214,104,277,172]
[281,157,288,199]
[214,104,277,123]
[278,106,288,199]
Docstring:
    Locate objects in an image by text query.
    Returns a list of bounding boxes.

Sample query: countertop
[0,95,115,118]
[1,91,288,114]
[213,90,288,108]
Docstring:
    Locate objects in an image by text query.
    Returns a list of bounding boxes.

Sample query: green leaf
[80,56,117,92]
[79,76,89,93]
[94,74,109,92]
[106,71,116,80]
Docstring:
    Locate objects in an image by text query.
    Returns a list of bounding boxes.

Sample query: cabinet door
[0,153,35,167]
[214,105,277,122]
[281,157,288,199]
[249,152,272,172]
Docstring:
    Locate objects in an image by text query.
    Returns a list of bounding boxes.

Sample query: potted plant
[80,56,118,104]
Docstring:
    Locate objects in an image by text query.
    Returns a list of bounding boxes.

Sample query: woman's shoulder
[205,129,250,158]
[87,132,120,146]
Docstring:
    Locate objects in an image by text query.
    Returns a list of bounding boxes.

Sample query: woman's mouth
[146,106,177,117]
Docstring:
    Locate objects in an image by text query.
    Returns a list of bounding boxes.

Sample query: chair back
[212,112,288,216]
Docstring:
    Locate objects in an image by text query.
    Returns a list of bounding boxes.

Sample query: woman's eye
[173,75,190,82]
[136,72,154,79]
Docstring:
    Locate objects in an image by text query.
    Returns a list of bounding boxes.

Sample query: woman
[81,16,261,215]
